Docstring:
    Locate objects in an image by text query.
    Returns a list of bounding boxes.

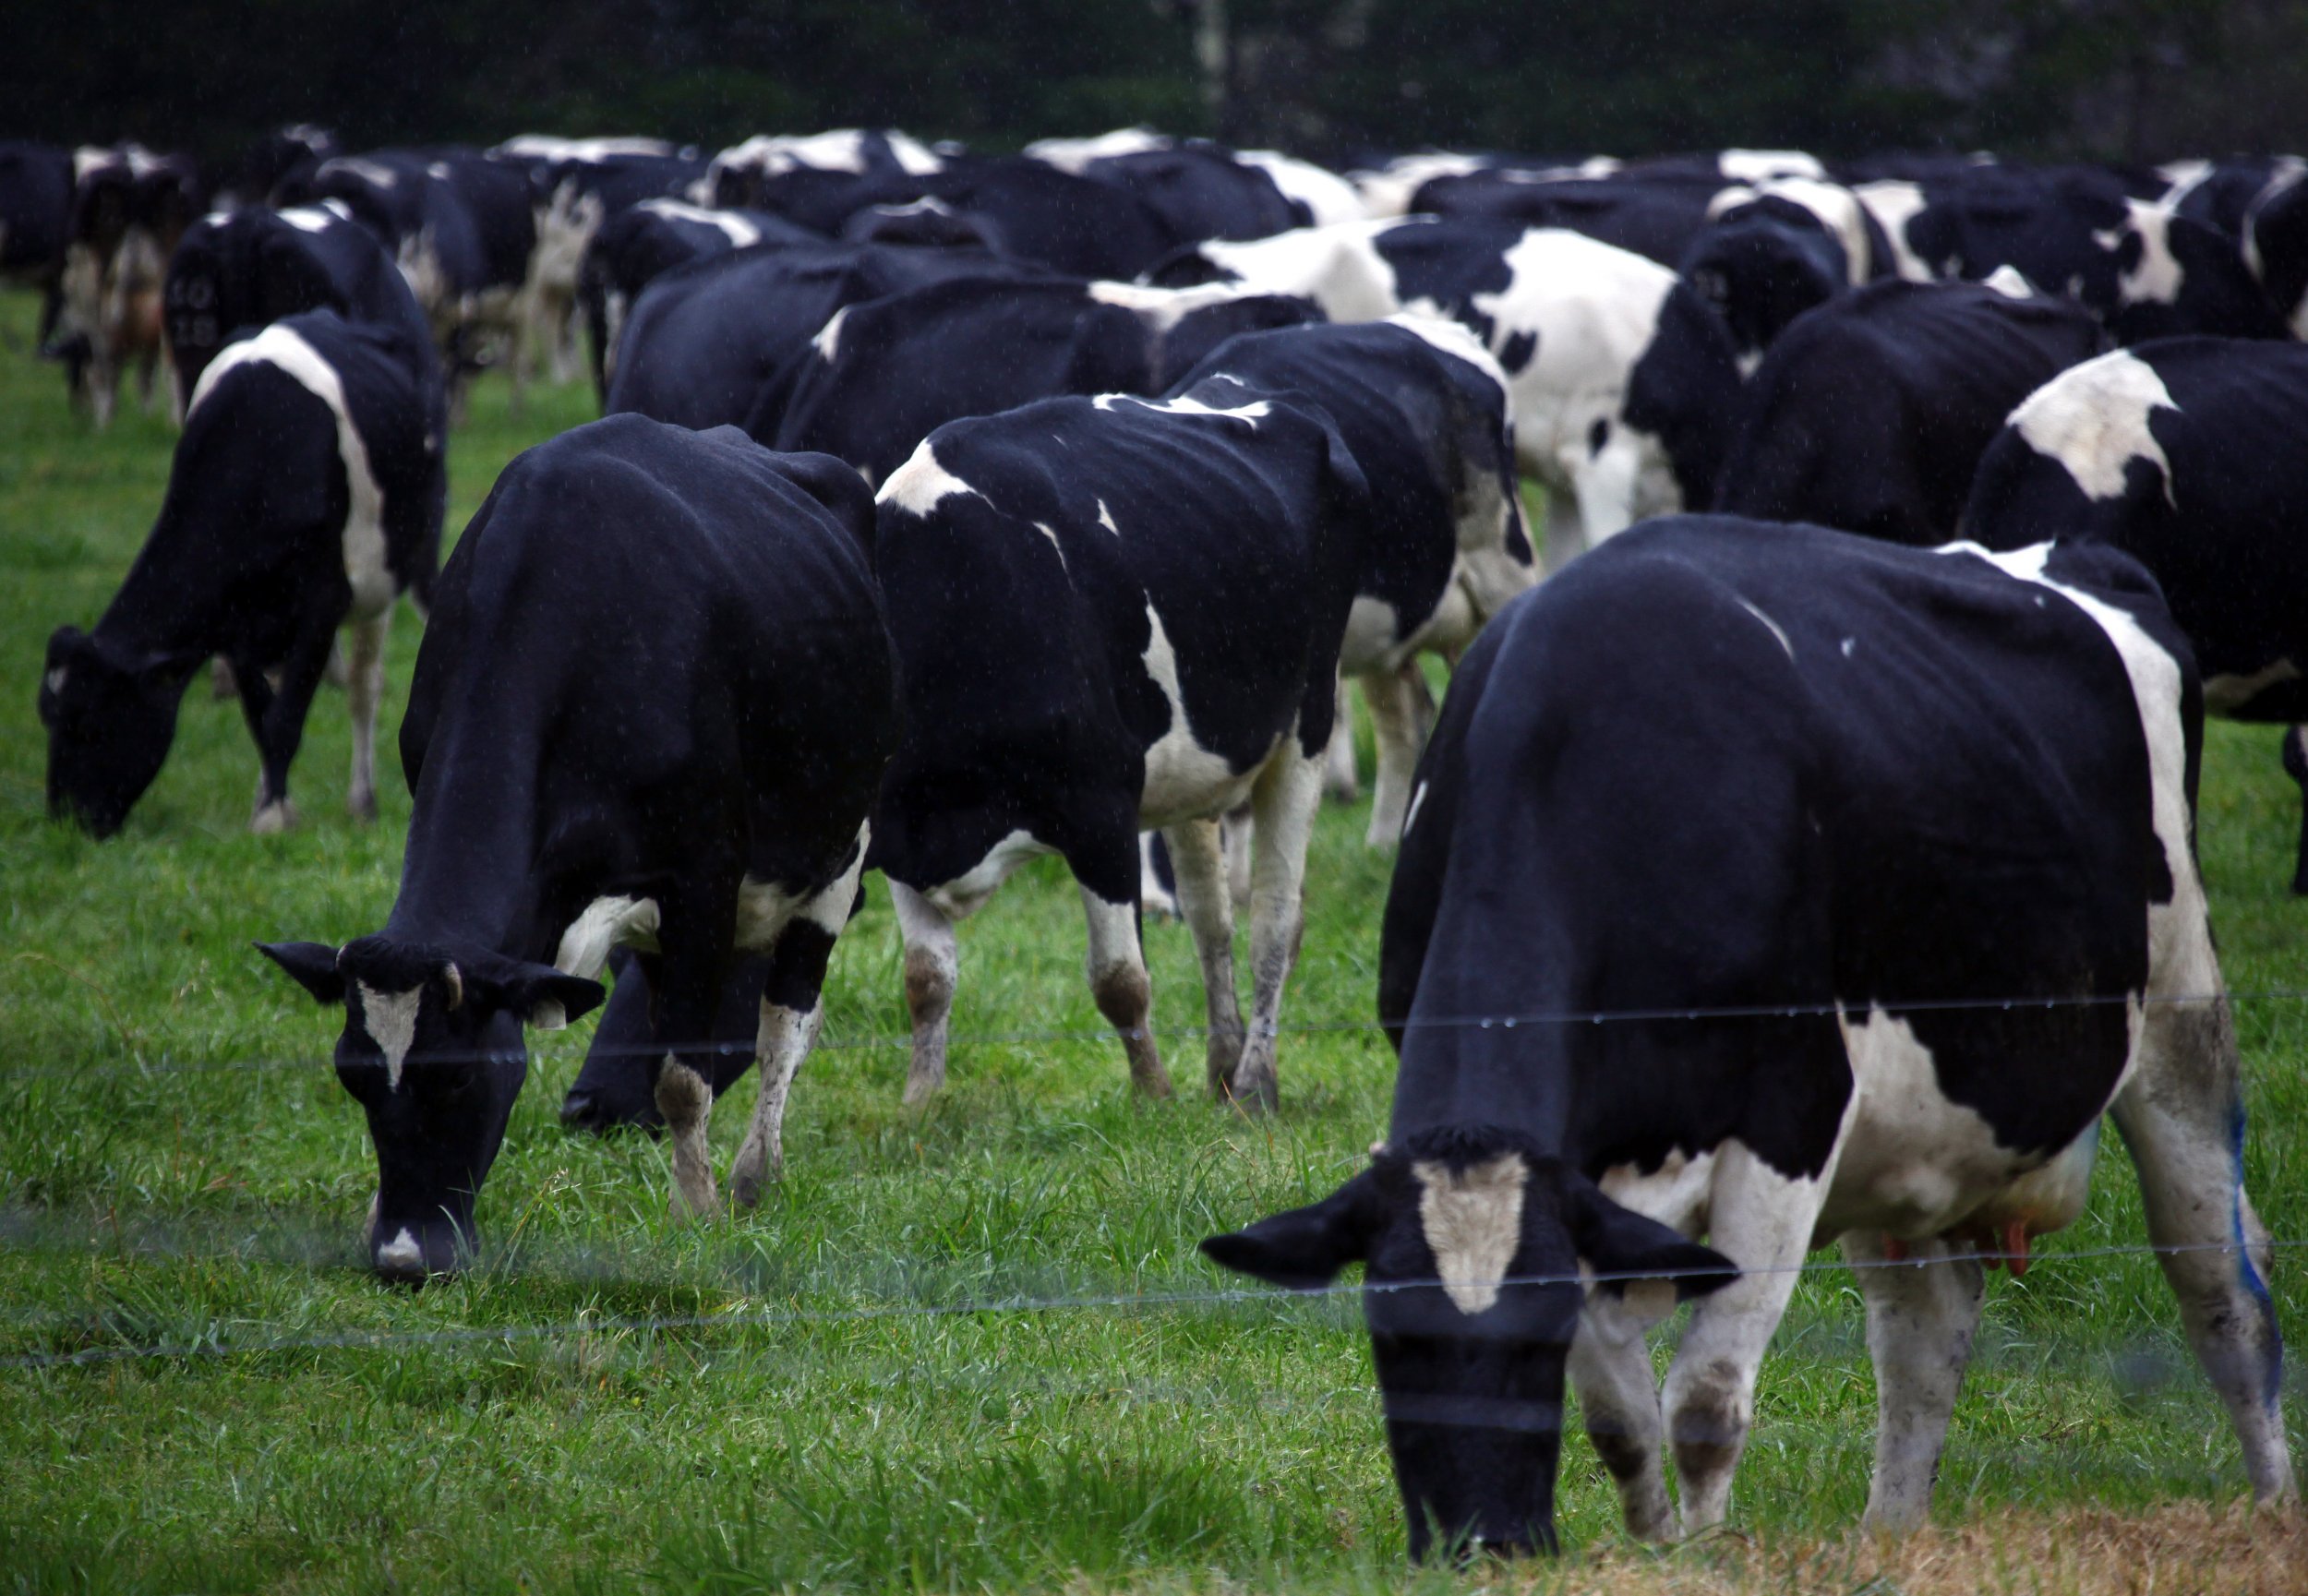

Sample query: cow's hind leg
[1842,1230,1987,1531]
[2111,974,2298,1505]
[1076,839,1173,1098]
[731,837,867,1206]
[1323,687,1359,802]
[1227,745,1325,1111]
[1665,1140,1832,1534]
[1569,1289,1676,1542]
[1163,816,1244,1098]
[890,880,958,1105]
[242,613,338,834]
[1363,660,1429,846]
[2281,726,2308,894]
[344,608,390,822]
[649,880,741,1220]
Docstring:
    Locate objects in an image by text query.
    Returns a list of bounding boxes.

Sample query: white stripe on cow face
[2010,350,2179,504]
[355,982,426,1090]
[1413,1153,1529,1314]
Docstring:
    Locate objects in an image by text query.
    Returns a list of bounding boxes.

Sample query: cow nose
[559,1088,607,1132]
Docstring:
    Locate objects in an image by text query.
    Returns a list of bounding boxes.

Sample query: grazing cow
[1168,317,1536,841]
[607,242,1028,436]
[1072,142,1305,242]
[258,415,900,1280]
[41,310,444,837]
[1150,217,1742,564]
[1716,278,2103,545]
[162,200,442,423]
[771,275,1321,482]
[696,128,944,230]
[1679,184,1889,370]
[925,155,1181,279]
[60,144,203,426]
[870,381,1370,1111]
[578,198,818,399]
[0,141,73,345]
[1410,172,1724,265]
[1206,516,2295,1556]
[1965,337,2308,891]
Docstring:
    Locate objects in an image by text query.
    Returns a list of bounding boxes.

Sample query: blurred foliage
[5,0,2306,169]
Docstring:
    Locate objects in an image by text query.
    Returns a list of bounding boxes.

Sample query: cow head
[258,936,602,1282]
[40,626,190,838]
[1680,198,1849,366]
[1203,1128,1734,1560]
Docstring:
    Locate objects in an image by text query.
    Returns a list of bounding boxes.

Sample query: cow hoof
[1226,1071,1279,1115]
[249,798,300,835]
[348,793,379,825]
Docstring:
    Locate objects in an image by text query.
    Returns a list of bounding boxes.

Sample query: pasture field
[1,285,2302,1594]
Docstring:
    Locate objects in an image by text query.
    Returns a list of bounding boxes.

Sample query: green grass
[0,285,2302,1594]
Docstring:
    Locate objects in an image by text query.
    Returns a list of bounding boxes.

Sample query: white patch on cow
[1138,602,1260,825]
[1602,1146,1720,1237]
[1719,149,1826,184]
[1031,521,1065,564]
[1400,780,1430,836]
[1189,219,1408,322]
[923,828,1055,921]
[1412,1153,1529,1314]
[43,666,66,696]
[496,135,677,162]
[278,206,339,234]
[1350,152,1490,218]
[1341,594,1404,675]
[190,322,395,616]
[1981,264,2037,298]
[877,441,980,517]
[2204,658,2303,714]
[1841,636,1857,658]
[1096,498,1120,534]
[1023,126,1170,174]
[1237,149,1365,226]
[555,894,662,980]
[323,156,401,189]
[355,982,425,1091]
[2097,201,2186,306]
[1852,180,1934,282]
[1732,176,1873,285]
[2009,349,2179,505]
[1096,390,1270,426]
[1737,599,1794,660]
[709,128,943,185]
[73,146,115,183]
[376,1228,423,1273]
[811,306,849,363]
[1086,277,1274,335]
[426,161,453,182]
[633,198,764,248]
[735,876,801,951]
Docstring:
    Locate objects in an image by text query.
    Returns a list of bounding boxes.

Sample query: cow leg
[1540,480,1589,570]
[650,882,741,1220]
[1364,662,1428,847]
[1228,747,1324,1112]
[1139,833,1180,919]
[2110,961,2298,1506]
[1569,1289,1676,1542]
[1223,802,1255,905]
[344,609,390,823]
[890,880,958,1105]
[1163,816,1244,1098]
[1571,445,1642,552]
[1323,686,1360,802]
[1663,1141,1831,1534]
[1078,873,1173,1098]
[2282,726,2308,894]
[243,616,338,834]
[1841,1230,1986,1532]
[731,841,866,1206]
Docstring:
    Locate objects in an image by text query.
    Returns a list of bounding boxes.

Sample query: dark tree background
[6,0,2303,168]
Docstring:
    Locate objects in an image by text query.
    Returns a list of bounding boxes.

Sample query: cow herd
[15,124,2303,1558]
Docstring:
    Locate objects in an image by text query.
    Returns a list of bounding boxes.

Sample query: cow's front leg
[649,883,740,1220]
[1229,747,1324,1111]
[1569,1289,1676,1541]
[1077,862,1172,1098]
[1162,816,1244,1097]
[1663,1140,1830,1533]
[241,616,336,834]
[731,840,867,1206]
[344,609,391,822]
[1842,1230,1986,1532]
[889,880,958,1105]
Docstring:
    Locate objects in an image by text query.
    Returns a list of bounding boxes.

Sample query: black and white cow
[220,124,338,210]
[869,381,1370,1111]
[606,241,1028,436]
[1155,217,1742,564]
[1965,337,2308,890]
[258,414,900,1280]
[1408,171,1728,266]
[1678,183,1888,370]
[1715,277,2103,545]
[0,141,75,345]
[577,198,820,399]
[770,274,1320,483]
[1168,317,1535,841]
[695,128,945,231]
[926,155,1181,280]
[1206,516,2296,1556]
[59,143,203,426]
[42,310,444,837]
[2243,170,2308,341]
[1068,141,1307,242]
[162,200,442,424]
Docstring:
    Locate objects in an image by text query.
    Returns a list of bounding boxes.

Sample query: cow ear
[771,450,880,565]
[1563,1170,1737,1303]
[459,954,605,1031]
[256,941,345,1004]
[1202,1170,1381,1290]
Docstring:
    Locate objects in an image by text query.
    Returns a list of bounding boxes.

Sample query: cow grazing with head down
[869,381,1369,1112]
[258,415,899,1280]
[1206,516,2295,1556]
[1167,316,1536,841]
[577,198,820,399]
[42,310,443,837]
[1716,276,2103,545]
[1965,337,2308,893]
